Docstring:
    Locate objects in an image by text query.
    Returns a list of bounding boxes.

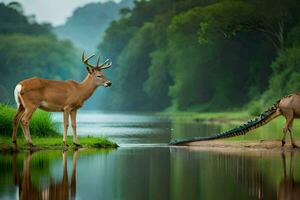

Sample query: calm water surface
[1,111,300,200]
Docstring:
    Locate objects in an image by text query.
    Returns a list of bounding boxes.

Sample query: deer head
[82,52,112,87]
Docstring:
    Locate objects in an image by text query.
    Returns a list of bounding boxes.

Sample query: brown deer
[12,52,112,148]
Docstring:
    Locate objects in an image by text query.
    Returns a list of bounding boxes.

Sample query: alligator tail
[169,102,281,145]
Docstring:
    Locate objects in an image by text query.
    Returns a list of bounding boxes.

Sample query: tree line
[97,0,300,113]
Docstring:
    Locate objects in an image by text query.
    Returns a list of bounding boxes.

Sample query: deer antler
[98,59,112,70]
[82,51,112,70]
[82,51,96,68]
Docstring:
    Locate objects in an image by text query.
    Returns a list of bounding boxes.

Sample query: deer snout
[104,81,112,87]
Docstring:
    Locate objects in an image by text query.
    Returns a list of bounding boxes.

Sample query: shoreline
[0,136,118,153]
[170,139,300,152]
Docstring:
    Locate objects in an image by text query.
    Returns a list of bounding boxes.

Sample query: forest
[1,0,300,114]
[98,0,300,113]
[0,2,80,103]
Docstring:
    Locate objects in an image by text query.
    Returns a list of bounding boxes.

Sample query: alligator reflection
[12,150,78,200]
[278,152,300,200]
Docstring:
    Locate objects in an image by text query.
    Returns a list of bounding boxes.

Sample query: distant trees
[54,0,133,50]
[98,0,300,112]
[0,3,79,103]
[0,3,50,35]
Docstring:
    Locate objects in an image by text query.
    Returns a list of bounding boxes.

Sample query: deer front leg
[63,109,70,147]
[282,128,287,147]
[71,110,82,147]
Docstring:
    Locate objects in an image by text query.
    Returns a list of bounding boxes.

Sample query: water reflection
[1,148,300,200]
[278,152,300,200]
[12,150,78,200]
[170,148,300,200]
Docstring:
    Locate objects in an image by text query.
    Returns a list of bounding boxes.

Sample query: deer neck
[79,74,98,101]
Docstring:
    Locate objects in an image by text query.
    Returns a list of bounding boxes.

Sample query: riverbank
[163,110,298,142]
[170,139,300,151]
[0,136,118,152]
[162,111,252,123]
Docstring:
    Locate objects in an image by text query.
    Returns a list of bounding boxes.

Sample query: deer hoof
[12,142,18,152]
[12,140,17,146]
[29,143,36,148]
[281,140,286,147]
[73,142,82,148]
[63,143,69,147]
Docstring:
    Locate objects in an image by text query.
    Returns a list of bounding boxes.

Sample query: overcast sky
[0,0,120,26]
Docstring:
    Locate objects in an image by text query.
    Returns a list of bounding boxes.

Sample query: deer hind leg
[20,106,37,147]
[12,104,25,147]
[282,124,288,147]
[282,111,294,147]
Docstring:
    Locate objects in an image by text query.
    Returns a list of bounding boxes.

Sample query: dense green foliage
[98,0,300,112]
[0,3,81,103]
[0,3,51,35]
[0,104,58,136]
[54,0,133,50]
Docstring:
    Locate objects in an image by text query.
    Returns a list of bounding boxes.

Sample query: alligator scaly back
[169,102,281,145]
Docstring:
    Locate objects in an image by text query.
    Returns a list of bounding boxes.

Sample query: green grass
[0,104,118,150]
[0,135,118,152]
[0,104,58,136]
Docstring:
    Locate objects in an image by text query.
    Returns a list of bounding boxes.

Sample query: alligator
[170,93,300,147]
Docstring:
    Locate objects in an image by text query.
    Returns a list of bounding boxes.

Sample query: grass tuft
[0,103,59,137]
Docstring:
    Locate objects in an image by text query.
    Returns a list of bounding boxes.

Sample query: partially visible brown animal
[171,94,300,147]
[12,52,112,148]
[277,152,300,200]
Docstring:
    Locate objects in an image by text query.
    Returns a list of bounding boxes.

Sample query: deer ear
[86,66,93,74]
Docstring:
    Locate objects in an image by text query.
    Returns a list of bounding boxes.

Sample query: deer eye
[97,75,102,78]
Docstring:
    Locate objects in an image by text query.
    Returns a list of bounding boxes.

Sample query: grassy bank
[0,136,118,152]
[0,104,118,151]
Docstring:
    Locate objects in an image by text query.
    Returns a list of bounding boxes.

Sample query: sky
[0,0,120,26]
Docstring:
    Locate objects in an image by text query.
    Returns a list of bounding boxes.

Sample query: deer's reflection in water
[12,150,78,200]
[278,152,300,200]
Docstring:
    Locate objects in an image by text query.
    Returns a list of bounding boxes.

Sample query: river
[0,111,300,200]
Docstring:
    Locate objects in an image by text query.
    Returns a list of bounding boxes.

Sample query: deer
[12,52,112,149]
